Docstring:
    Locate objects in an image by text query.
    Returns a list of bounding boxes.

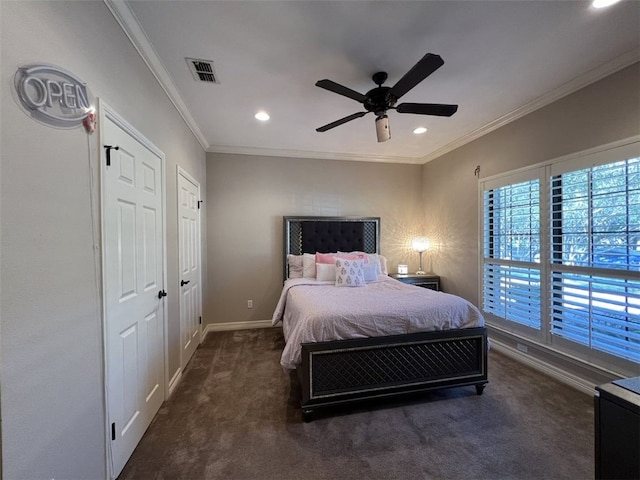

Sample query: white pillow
[335,258,365,287]
[362,262,378,282]
[378,255,388,275]
[287,254,303,279]
[366,255,382,274]
[316,263,336,282]
[302,253,316,278]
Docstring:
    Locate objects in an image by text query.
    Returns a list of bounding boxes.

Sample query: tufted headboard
[283,216,380,281]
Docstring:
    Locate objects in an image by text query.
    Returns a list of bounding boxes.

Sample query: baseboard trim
[168,367,182,397]
[203,320,274,338]
[490,339,596,396]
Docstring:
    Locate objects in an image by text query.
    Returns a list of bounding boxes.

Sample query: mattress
[272,275,485,370]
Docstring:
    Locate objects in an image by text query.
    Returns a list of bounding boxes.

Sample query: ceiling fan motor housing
[364,85,396,115]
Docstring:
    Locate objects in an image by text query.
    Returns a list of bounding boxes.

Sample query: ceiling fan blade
[396,103,458,117]
[389,53,445,100]
[316,111,367,132]
[315,79,367,103]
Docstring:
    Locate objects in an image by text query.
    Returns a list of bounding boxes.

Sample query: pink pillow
[316,252,370,265]
[337,253,368,263]
[316,252,336,264]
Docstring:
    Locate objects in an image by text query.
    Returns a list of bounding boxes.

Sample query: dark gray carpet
[118,328,593,480]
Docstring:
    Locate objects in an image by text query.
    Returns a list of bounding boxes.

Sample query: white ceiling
[113,0,640,164]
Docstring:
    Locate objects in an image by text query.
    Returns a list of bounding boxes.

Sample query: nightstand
[595,377,640,479]
[390,273,440,291]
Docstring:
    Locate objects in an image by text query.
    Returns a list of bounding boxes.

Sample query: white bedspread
[272,276,485,370]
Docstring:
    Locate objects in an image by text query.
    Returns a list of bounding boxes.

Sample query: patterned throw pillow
[334,258,365,287]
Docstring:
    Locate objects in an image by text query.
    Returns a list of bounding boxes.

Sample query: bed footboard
[297,327,488,421]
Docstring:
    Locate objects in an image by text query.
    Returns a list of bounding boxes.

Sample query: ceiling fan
[315,53,458,142]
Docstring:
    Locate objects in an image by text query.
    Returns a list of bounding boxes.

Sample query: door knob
[158,290,167,299]
[181,280,190,287]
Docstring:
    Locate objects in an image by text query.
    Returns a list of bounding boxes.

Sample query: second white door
[178,168,202,369]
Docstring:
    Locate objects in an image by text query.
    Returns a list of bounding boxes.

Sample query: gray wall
[422,62,639,305]
[1,2,206,478]
[205,154,424,324]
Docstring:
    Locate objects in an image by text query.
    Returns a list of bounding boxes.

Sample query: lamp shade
[411,237,430,253]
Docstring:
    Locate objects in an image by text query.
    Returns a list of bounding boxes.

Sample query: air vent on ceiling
[186,58,219,84]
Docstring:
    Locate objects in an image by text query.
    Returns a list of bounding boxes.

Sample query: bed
[274,216,488,421]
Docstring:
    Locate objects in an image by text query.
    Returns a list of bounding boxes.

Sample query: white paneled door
[102,105,166,479]
[178,168,201,370]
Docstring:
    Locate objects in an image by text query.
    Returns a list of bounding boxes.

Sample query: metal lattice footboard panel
[300,328,487,407]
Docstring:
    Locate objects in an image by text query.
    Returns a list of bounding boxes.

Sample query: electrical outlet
[247,300,253,309]
[516,343,528,354]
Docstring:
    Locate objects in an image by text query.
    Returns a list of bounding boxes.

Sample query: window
[550,158,640,363]
[483,179,542,329]
[481,140,640,368]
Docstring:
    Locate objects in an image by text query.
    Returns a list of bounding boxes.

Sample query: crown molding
[103,0,209,150]
[420,49,640,164]
[208,144,424,165]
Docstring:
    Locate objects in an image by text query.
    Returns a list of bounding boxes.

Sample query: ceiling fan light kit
[315,52,458,143]
[375,115,390,142]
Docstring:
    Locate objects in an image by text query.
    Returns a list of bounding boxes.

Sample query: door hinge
[199,316,202,325]
[197,200,203,209]
[104,145,119,166]
[111,422,116,441]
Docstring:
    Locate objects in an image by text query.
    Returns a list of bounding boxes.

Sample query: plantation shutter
[550,157,640,363]
[482,176,542,330]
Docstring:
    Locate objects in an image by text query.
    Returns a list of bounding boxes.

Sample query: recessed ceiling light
[254,111,270,121]
[413,127,428,135]
[591,0,620,8]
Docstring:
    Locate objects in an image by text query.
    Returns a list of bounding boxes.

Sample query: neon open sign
[14,64,93,128]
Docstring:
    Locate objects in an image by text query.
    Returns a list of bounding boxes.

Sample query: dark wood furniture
[595,377,640,480]
[283,216,488,422]
[390,273,440,291]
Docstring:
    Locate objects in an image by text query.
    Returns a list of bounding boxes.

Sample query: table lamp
[411,237,430,275]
